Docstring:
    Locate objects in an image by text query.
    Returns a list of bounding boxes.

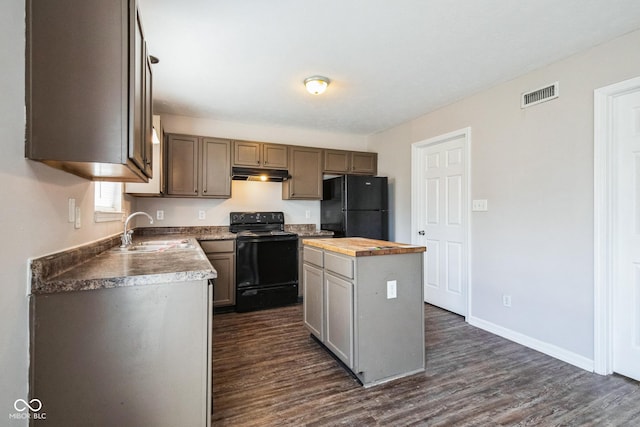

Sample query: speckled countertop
[31,225,333,295]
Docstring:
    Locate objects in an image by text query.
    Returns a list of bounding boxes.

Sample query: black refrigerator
[321,175,389,240]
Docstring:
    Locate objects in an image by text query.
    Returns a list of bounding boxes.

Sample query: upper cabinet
[282,147,323,200]
[166,134,231,198]
[232,141,288,169]
[125,115,164,196]
[323,150,377,175]
[26,0,153,182]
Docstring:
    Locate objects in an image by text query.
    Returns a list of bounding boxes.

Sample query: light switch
[387,280,397,299]
[472,199,488,212]
[68,198,76,223]
[74,207,81,229]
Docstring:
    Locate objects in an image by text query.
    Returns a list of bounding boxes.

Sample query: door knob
[418,230,425,235]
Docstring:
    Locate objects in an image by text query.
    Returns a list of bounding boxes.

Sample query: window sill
[94,211,125,223]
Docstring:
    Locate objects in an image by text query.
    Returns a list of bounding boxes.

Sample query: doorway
[411,128,471,316]
[594,76,640,381]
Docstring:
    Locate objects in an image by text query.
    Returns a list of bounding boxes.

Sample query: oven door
[236,236,298,288]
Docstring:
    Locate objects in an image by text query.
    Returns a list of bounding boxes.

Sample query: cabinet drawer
[200,240,235,253]
[303,246,324,267]
[325,252,354,279]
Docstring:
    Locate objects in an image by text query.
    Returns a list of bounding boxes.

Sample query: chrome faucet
[121,211,154,248]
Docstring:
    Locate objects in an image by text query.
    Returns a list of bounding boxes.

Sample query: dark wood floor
[211,303,639,426]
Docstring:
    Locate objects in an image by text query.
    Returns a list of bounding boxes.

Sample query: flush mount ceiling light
[304,76,330,95]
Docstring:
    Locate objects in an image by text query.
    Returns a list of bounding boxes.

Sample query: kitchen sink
[110,239,195,254]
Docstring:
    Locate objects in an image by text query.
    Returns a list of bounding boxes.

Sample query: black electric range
[230,212,298,312]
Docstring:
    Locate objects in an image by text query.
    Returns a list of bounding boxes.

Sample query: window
[94,182,124,222]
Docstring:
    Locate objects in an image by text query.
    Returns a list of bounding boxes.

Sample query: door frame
[593,76,640,375]
[411,127,472,318]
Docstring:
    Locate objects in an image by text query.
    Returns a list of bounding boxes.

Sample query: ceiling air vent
[521,82,559,108]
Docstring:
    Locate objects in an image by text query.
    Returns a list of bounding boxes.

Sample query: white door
[412,129,469,316]
[613,89,640,381]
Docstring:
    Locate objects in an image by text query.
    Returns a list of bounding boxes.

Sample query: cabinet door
[351,152,377,175]
[130,6,146,173]
[202,138,231,198]
[142,45,153,177]
[323,149,350,173]
[283,147,322,200]
[325,272,354,368]
[233,140,261,167]
[263,144,288,169]
[167,134,199,196]
[207,253,235,307]
[303,263,324,340]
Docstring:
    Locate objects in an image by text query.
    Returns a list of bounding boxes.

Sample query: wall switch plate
[387,280,397,299]
[198,210,206,220]
[502,294,512,307]
[68,198,76,222]
[156,210,164,220]
[472,199,488,211]
[74,207,81,229]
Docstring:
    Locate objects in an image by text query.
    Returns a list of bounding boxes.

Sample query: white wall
[1,0,133,420]
[135,115,367,227]
[369,29,640,365]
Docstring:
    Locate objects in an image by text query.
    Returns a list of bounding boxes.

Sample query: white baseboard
[467,315,594,372]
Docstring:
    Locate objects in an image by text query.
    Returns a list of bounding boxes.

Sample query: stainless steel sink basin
[110,239,195,254]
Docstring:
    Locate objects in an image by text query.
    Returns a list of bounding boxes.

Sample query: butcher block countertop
[302,237,426,257]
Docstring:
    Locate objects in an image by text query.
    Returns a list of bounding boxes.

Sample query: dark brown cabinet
[282,147,323,200]
[166,134,231,198]
[26,0,153,182]
[323,149,377,175]
[233,141,288,169]
[200,240,236,307]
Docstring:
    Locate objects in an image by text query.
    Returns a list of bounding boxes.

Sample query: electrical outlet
[198,210,206,220]
[156,210,164,220]
[472,199,488,211]
[305,210,311,219]
[502,294,512,307]
[387,280,397,299]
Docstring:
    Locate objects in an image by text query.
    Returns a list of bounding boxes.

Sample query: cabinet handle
[257,160,261,165]
[418,230,425,235]
[264,161,268,165]
[194,188,198,193]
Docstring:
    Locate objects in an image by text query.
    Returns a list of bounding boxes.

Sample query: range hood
[231,167,290,182]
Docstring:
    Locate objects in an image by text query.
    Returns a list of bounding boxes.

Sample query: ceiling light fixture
[304,76,330,95]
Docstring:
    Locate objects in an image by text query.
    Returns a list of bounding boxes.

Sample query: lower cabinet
[324,272,354,367]
[303,262,324,339]
[30,280,213,427]
[200,239,236,307]
[302,245,425,387]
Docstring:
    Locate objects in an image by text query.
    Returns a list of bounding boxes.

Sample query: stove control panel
[230,212,285,226]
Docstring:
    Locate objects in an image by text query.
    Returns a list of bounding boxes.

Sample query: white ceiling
[140,0,640,136]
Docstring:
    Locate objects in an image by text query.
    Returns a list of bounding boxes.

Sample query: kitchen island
[302,237,426,387]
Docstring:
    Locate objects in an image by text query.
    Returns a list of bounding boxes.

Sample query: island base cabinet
[30,281,212,427]
[303,245,425,387]
[352,254,425,386]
